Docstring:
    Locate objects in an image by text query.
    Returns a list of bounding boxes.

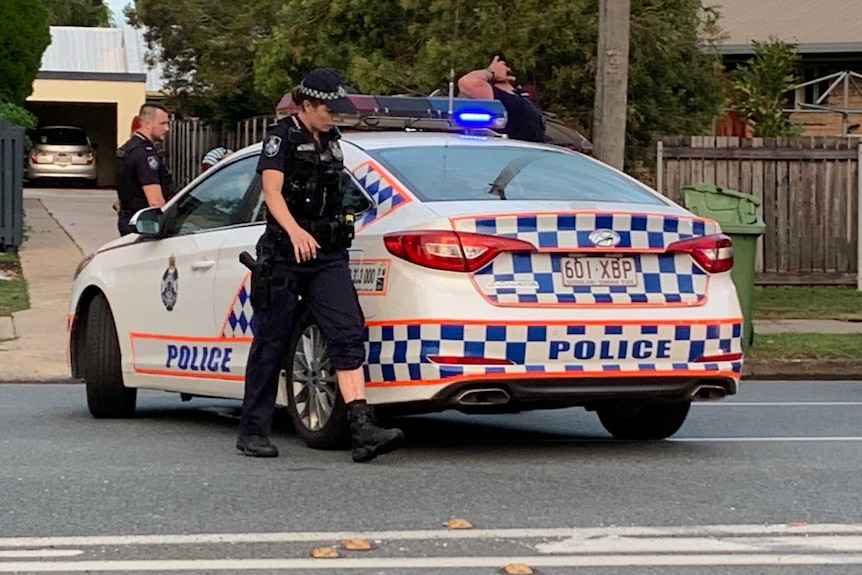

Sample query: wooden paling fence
[656,136,862,287]
[165,115,275,190]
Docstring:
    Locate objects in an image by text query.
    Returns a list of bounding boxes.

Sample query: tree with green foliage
[129,0,725,163]
[731,38,802,137]
[0,0,50,106]
[253,0,725,164]
[41,0,111,27]
[127,0,281,128]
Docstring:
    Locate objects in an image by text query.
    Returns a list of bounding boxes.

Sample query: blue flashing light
[455,111,494,127]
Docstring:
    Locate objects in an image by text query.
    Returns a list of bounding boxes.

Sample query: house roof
[39,26,166,93]
[708,0,862,54]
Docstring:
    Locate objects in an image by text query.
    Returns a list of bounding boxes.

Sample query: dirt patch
[0,260,22,280]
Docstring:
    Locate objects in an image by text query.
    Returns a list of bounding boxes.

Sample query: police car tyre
[285,310,349,450]
[85,294,136,418]
[597,401,691,440]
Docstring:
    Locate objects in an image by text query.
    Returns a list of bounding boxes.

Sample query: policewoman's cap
[298,68,356,114]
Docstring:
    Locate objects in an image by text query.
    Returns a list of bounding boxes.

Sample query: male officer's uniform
[115,133,170,236]
[238,68,404,462]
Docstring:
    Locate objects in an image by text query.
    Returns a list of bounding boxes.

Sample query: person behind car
[457,54,546,142]
[114,103,171,236]
[237,68,405,462]
[201,147,233,172]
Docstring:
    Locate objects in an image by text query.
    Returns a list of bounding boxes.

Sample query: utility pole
[593,0,631,171]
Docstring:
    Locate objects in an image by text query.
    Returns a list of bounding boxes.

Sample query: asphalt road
[1,381,862,574]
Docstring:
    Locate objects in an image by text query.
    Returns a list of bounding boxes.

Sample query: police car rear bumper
[429,374,738,413]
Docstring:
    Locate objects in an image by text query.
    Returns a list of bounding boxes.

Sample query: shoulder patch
[329,139,343,160]
[147,155,159,170]
[264,135,282,157]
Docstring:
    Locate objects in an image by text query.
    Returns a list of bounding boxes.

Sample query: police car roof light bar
[336,95,508,133]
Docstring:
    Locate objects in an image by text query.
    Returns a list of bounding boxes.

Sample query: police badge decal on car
[264,135,282,157]
[161,256,178,311]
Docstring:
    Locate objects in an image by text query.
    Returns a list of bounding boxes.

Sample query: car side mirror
[131,207,162,236]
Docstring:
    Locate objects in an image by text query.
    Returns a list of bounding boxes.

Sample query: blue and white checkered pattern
[475,253,707,305]
[222,275,254,338]
[363,321,742,384]
[354,162,411,228]
[454,213,717,249]
[456,213,717,305]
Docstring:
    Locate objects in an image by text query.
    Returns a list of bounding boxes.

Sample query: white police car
[68,96,742,448]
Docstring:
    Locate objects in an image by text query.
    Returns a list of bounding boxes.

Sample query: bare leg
[336,367,366,403]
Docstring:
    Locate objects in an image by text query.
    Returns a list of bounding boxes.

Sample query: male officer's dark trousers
[239,234,365,437]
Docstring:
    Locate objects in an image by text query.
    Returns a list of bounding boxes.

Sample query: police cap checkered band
[299,83,348,100]
[298,68,355,113]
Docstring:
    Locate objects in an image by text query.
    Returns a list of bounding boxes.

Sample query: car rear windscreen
[35,128,89,146]
[368,145,664,205]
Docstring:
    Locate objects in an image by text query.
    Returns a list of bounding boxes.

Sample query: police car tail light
[667,234,733,273]
[383,231,534,272]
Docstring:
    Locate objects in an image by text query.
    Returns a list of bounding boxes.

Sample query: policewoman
[115,102,171,236]
[237,68,405,463]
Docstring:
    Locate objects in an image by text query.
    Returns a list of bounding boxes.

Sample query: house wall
[29,79,145,148]
[28,79,146,186]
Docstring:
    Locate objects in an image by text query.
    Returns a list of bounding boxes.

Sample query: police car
[68,96,742,449]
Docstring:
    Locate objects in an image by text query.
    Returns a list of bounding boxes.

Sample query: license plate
[561,257,638,287]
[55,154,71,165]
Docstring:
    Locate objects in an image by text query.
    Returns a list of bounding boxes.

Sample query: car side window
[252,169,374,222]
[163,156,257,236]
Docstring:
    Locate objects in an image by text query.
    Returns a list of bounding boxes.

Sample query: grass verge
[749,333,862,359]
[753,286,862,320]
[0,252,29,317]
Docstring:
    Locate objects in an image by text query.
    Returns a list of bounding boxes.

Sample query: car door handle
[190,259,216,271]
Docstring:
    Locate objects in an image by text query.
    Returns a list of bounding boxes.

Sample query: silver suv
[28,126,97,185]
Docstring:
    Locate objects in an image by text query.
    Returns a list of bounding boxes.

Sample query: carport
[27,27,156,187]
[25,100,118,187]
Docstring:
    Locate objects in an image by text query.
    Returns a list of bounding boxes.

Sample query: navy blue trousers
[239,234,365,436]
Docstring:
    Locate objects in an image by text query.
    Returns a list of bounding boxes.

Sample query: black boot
[236,434,279,458]
[348,400,405,463]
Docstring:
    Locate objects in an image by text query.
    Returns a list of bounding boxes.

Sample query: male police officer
[458,55,546,142]
[237,68,404,462]
[115,102,171,236]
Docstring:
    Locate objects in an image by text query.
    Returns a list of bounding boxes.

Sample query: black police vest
[115,136,151,212]
[280,122,345,223]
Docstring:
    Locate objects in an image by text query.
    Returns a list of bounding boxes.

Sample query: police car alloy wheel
[284,311,349,449]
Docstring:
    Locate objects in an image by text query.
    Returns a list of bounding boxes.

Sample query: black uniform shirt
[492,86,545,143]
[256,115,341,175]
[257,115,344,226]
[117,133,164,212]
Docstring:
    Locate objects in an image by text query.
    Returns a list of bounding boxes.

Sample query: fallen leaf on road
[500,563,534,574]
[311,546,339,558]
[443,518,473,529]
[342,538,373,551]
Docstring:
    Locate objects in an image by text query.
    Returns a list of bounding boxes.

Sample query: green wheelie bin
[682,183,766,350]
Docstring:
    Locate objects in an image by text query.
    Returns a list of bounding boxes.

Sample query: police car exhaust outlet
[456,388,512,406]
[687,384,727,401]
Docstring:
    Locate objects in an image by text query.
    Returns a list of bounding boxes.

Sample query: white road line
[671,437,862,442]
[0,550,82,559]
[2,554,862,572]
[695,402,862,407]
[2,524,862,549]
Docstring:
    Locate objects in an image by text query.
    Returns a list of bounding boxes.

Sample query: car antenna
[447,0,460,117]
